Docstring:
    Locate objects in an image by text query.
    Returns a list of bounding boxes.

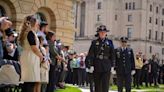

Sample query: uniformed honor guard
[114,37,135,92]
[86,25,115,92]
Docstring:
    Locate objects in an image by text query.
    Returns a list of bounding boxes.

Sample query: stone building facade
[0,0,76,46]
[74,0,164,63]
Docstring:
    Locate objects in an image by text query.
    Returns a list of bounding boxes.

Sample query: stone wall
[0,0,75,47]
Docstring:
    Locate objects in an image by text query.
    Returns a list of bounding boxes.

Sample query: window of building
[162,20,164,26]
[156,6,159,14]
[149,46,152,53]
[162,9,164,15]
[162,48,164,55]
[133,2,135,10]
[149,17,152,23]
[0,5,6,17]
[128,15,132,22]
[129,3,132,10]
[156,18,158,25]
[155,31,158,40]
[161,32,164,41]
[97,2,102,9]
[127,28,132,38]
[150,4,152,12]
[115,15,117,21]
[148,29,152,39]
[97,14,101,21]
[125,3,128,10]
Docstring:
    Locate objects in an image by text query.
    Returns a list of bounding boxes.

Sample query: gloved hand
[111,67,116,74]
[86,66,94,73]
[131,70,136,75]
[86,68,89,72]
[89,66,94,73]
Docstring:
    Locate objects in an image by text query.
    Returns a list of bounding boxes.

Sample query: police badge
[117,51,120,58]
[128,51,131,55]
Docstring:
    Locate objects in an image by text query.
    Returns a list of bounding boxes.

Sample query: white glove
[111,67,116,74]
[87,66,94,73]
[131,70,136,75]
[86,66,94,73]
[86,68,89,72]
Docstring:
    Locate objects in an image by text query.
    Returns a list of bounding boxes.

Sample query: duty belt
[96,55,109,60]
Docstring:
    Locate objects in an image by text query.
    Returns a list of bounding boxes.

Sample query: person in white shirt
[37,21,48,45]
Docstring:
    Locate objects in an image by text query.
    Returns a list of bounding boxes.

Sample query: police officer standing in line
[86,25,115,92]
[114,37,135,92]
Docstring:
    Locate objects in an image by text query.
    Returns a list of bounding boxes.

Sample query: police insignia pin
[96,42,99,45]
[106,41,109,45]
[128,51,131,54]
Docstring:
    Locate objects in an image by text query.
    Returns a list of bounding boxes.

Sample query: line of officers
[86,25,136,92]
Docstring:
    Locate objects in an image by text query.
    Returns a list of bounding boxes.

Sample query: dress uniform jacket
[87,38,115,72]
[115,47,135,75]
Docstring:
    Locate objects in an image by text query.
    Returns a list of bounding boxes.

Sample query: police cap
[96,25,109,32]
[120,37,128,42]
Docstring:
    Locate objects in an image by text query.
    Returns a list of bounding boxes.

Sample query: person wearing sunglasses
[0,17,12,60]
[3,28,19,61]
[114,37,135,92]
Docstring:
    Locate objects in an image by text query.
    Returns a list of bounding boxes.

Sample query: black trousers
[72,68,79,85]
[94,72,110,92]
[117,73,131,92]
[134,69,141,88]
[65,70,73,84]
[59,70,67,83]
[21,82,35,92]
[141,70,149,86]
[78,68,86,86]
[152,72,158,86]
[88,73,94,92]
[46,64,56,92]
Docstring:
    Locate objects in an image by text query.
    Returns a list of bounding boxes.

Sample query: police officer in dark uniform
[86,25,115,92]
[115,37,135,92]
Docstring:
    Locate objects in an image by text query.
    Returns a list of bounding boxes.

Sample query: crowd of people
[0,15,164,92]
[0,15,88,92]
[133,53,164,88]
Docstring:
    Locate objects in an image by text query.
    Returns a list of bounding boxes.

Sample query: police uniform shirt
[87,38,115,72]
[115,47,135,75]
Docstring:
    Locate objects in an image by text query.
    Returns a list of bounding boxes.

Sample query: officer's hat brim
[120,37,128,42]
[96,30,109,32]
[96,25,109,32]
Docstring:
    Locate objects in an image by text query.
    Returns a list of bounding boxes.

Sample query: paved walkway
[79,87,117,92]
[80,88,117,92]
[68,84,164,92]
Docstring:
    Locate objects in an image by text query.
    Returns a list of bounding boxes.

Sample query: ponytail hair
[18,15,37,46]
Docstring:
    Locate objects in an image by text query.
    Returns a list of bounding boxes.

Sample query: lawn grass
[56,85,82,92]
[110,84,164,92]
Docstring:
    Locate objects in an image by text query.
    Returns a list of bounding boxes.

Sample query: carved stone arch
[0,0,16,27]
[37,7,56,32]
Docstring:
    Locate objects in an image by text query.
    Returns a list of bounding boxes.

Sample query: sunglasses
[10,35,15,37]
[122,41,127,43]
